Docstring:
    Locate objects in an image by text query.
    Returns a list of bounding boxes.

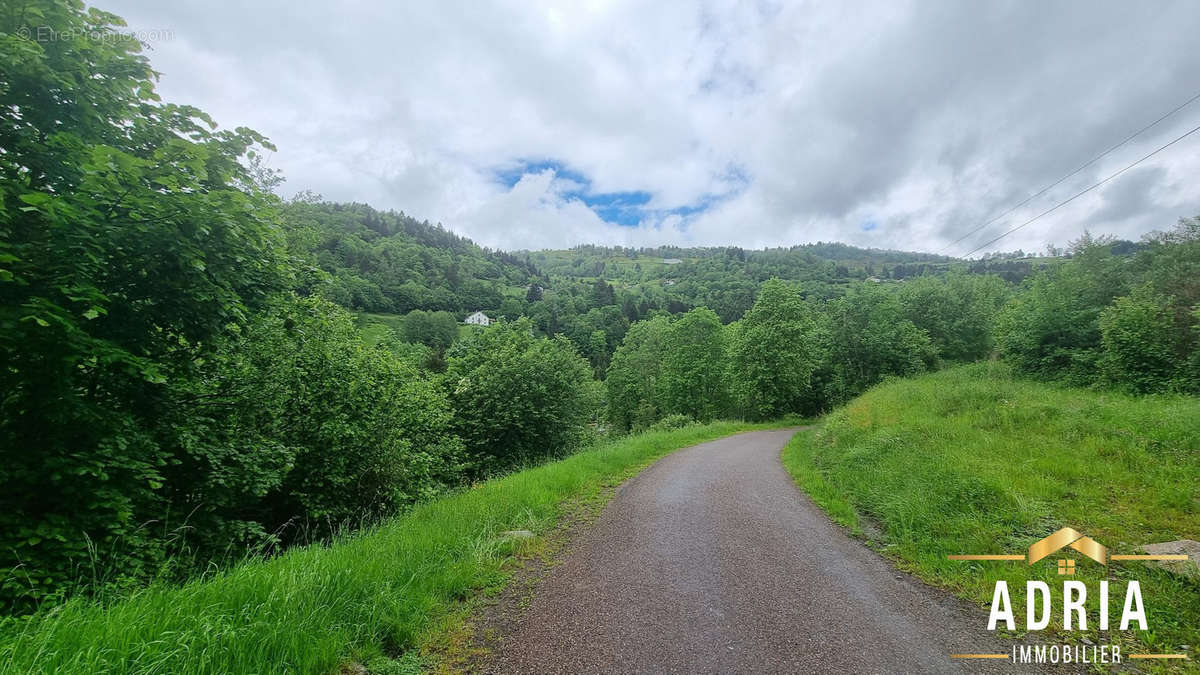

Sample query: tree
[824,284,935,401]
[587,329,610,377]
[591,278,616,306]
[621,296,639,322]
[660,308,728,421]
[164,296,464,551]
[995,236,1130,382]
[525,283,543,302]
[401,309,458,349]
[727,280,825,419]
[898,274,1008,363]
[0,1,288,608]
[606,316,672,431]
[446,319,593,475]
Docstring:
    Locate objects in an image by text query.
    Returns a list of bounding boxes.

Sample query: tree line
[605,274,1007,431]
[604,222,1199,435]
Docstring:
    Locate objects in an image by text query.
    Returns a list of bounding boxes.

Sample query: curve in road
[490,428,1016,674]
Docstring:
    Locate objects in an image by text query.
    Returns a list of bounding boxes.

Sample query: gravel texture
[489,428,1026,674]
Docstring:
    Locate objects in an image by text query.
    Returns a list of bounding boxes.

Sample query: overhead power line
[939,89,1200,255]
[959,121,1200,258]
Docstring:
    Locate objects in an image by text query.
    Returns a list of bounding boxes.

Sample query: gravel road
[490,428,1020,674]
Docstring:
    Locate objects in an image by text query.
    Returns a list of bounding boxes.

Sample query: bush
[647,414,697,432]
[1098,286,1183,393]
[0,1,287,610]
[401,310,458,349]
[446,318,594,475]
[996,225,1200,390]
[212,297,464,532]
[897,274,1008,363]
[994,234,1130,383]
[0,294,468,611]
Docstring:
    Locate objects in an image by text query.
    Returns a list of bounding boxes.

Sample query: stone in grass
[1138,540,1200,578]
[500,530,535,540]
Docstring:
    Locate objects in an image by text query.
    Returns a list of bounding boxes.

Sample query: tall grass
[0,421,785,674]
[782,362,1199,662]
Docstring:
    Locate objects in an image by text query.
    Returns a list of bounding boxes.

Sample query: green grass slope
[783,362,1199,663]
[0,421,789,674]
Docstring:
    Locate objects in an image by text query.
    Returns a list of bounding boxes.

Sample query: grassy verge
[782,362,1199,666]
[0,420,790,674]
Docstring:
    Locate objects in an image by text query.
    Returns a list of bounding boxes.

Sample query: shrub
[401,310,458,349]
[446,318,594,475]
[648,414,697,432]
[897,274,1008,363]
[1098,286,1183,393]
[0,1,286,610]
[994,234,1130,383]
[221,297,464,532]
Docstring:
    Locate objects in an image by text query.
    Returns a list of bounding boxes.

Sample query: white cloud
[107,0,1200,254]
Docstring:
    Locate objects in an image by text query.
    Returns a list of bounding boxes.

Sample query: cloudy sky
[106,0,1200,255]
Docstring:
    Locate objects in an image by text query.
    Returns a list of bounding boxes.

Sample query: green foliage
[782,363,1199,658]
[281,199,536,314]
[0,0,288,609]
[0,423,786,674]
[996,224,1199,391]
[726,280,826,419]
[897,274,1008,362]
[646,413,697,432]
[0,3,462,611]
[823,284,935,400]
[446,319,594,475]
[168,297,464,543]
[995,235,1128,382]
[1098,285,1185,394]
[659,308,728,422]
[400,309,458,349]
[605,315,672,432]
[1129,217,1200,315]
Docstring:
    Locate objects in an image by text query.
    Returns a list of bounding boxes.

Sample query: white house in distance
[464,311,491,326]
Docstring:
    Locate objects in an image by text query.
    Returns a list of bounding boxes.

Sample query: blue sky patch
[494,158,743,227]
[861,219,880,232]
[495,159,586,189]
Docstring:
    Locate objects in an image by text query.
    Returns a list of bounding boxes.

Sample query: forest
[2,0,1198,621]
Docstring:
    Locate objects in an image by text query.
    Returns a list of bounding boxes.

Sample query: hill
[282,198,542,316]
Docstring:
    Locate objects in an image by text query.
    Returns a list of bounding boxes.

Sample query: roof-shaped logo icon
[1027,527,1107,565]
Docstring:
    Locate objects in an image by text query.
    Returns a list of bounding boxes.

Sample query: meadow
[782,363,1199,663]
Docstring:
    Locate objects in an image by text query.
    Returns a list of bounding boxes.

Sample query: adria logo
[945,527,1191,666]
